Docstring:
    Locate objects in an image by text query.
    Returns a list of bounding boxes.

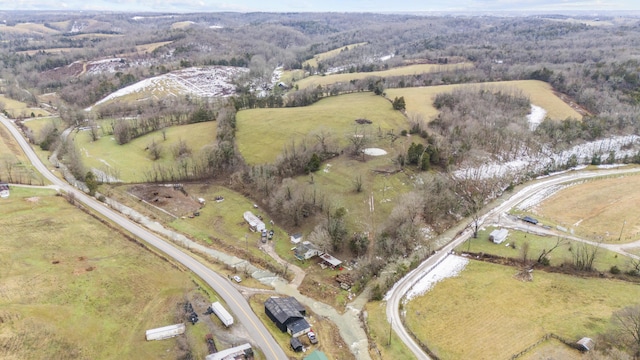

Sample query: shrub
[610,265,621,274]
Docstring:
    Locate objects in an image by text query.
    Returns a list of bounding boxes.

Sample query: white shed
[145,323,185,341]
[211,301,234,327]
[489,228,509,244]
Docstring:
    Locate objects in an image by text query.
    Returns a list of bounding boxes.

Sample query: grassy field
[385,80,582,121]
[72,121,217,182]
[533,173,640,244]
[302,42,368,69]
[0,23,59,35]
[364,301,416,360]
[0,120,46,185]
[405,260,640,360]
[294,63,474,90]
[236,92,408,165]
[0,187,203,359]
[117,41,173,57]
[458,226,630,272]
[0,95,51,118]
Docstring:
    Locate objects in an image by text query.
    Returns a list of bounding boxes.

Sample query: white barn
[489,228,509,244]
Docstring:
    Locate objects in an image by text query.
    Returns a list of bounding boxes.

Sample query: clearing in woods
[405,260,640,360]
[0,187,205,359]
[385,80,583,121]
[302,42,368,69]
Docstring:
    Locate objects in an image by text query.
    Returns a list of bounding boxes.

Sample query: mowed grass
[74,121,217,182]
[302,42,368,69]
[236,92,408,165]
[385,80,582,121]
[458,226,630,272]
[0,95,51,118]
[364,301,416,360]
[535,173,640,243]
[405,260,640,360]
[0,187,195,359]
[294,63,474,90]
[23,117,62,141]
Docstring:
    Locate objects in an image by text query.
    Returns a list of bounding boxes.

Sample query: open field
[249,293,354,360]
[136,41,173,54]
[69,33,123,40]
[16,47,77,56]
[294,63,473,90]
[532,173,640,244]
[23,117,62,141]
[0,119,46,185]
[302,42,368,69]
[0,187,202,359]
[385,80,583,121]
[405,260,640,360]
[236,92,408,165]
[458,226,630,272]
[73,121,217,182]
[0,95,51,118]
[0,23,59,36]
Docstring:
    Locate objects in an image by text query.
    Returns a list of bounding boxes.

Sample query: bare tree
[88,120,100,142]
[537,236,567,265]
[572,241,601,271]
[612,304,640,356]
[452,171,501,238]
[347,126,370,158]
[148,139,162,160]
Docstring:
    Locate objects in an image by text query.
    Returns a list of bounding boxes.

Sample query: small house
[243,211,265,232]
[577,337,595,352]
[295,241,322,260]
[290,233,303,244]
[489,228,509,244]
[0,183,9,198]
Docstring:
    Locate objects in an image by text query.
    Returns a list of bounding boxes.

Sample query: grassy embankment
[0,187,217,359]
[385,80,582,122]
[302,42,368,69]
[0,119,46,185]
[71,121,217,182]
[406,260,640,360]
[0,95,51,118]
[294,63,474,90]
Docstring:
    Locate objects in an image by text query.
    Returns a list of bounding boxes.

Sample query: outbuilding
[290,233,303,244]
[489,228,509,244]
[577,337,595,351]
[205,343,252,360]
[145,323,185,341]
[0,182,9,198]
[264,296,310,337]
[290,337,303,352]
[243,211,265,232]
[319,253,342,269]
[304,350,329,360]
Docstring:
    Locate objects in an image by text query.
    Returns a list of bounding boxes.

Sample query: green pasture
[0,120,46,185]
[302,42,368,69]
[0,187,199,359]
[0,95,51,118]
[23,116,62,142]
[294,63,473,90]
[406,259,640,360]
[73,121,217,182]
[458,226,630,272]
[364,301,416,360]
[236,92,408,165]
[385,80,582,122]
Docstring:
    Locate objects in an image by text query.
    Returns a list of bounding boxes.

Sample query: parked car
[307,331,318,344]
[232,275,242,283]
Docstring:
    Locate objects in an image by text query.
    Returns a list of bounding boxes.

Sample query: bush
[610,265,621,274]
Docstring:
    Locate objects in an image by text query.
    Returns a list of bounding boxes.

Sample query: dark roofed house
[265,297,310,337]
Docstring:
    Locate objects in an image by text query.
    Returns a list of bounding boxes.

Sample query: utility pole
[245,233,248,250]
[618,220,626,241]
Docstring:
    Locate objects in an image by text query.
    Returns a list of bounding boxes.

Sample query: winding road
[386,166,640,360]
[0,115,288,360]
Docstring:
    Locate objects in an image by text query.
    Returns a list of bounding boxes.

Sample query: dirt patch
[128,184,201,217]
[25,197,40,203]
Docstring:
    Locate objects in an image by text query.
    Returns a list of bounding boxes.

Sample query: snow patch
[404,255,469,302]
[526,104,547,131]
[363,148,387,156]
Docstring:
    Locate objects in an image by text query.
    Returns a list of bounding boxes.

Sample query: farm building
[145,323,185,341]
[290,233,303,244]
[304,350,329,360]
[264,296,311,337]
[319,253,342,269]
[290,337,303,352]
[295,241,322,260]
[489,228,509,244]
[0,183,9,198]
[243,211,265,232]
[577,337,595,351]
[205,343,252,360]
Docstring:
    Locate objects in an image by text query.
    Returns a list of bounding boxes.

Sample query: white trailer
[211,301,234,327]
[145,323,185,341]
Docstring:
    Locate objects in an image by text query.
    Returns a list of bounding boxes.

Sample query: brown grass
[534,172,640,243]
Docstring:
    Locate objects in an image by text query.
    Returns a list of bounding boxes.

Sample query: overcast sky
[3,0,639,13]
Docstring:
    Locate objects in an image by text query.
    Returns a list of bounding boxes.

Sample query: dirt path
[260,241,306,288]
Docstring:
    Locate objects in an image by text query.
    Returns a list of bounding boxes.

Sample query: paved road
[0,116,288,360]
[386,166,640,360]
